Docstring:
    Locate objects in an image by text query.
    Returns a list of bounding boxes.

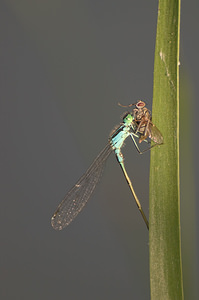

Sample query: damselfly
[51,102,163,231]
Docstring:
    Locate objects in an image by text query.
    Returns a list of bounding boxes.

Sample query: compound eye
[123,113,133,124]
[136,100,145,108]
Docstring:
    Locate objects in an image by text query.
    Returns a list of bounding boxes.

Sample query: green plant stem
[149,0,183,299]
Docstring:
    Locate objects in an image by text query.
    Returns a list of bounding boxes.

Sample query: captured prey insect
[51,102,163,231]
[120,100,163,148]
[132,101,163,146]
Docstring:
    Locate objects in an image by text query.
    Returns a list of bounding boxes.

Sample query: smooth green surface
[149,0,184,299]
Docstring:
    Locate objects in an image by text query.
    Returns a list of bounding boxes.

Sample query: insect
[119,100,163,148]
[51,102,163,231]
[132,100,163,145]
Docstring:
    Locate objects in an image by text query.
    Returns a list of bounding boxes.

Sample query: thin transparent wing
[132,119,163,146]
[51,144,112,230]
[130,122,162,154]
[149,124,163,144]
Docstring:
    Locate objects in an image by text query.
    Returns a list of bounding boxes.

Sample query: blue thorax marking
[109,114,136,163]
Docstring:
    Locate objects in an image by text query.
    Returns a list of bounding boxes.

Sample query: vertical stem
[149,0,183,299]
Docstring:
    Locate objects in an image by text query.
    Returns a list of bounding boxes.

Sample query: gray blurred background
[0,1,198,299]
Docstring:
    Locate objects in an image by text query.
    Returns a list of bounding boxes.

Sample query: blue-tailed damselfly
[51,101,163,230]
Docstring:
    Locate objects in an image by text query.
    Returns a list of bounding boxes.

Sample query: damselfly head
[122,113,133,125]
